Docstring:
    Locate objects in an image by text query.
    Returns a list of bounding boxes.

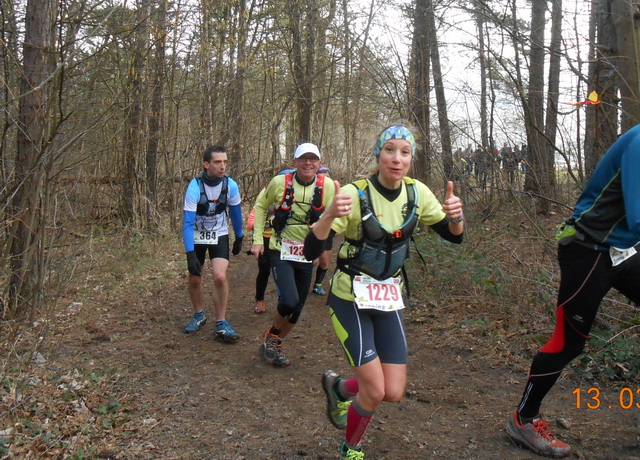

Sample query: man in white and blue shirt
[182,145,243,342]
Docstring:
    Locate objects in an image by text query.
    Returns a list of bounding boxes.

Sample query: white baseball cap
[294,143,321,160]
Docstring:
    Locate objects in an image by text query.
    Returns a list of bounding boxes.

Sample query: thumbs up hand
[442,181,464,223]
[445,180,455,200]
[307,180,352,243]
[326,180,353,219]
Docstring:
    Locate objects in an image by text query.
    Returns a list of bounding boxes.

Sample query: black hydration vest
[272,173,325,233]
[196,175,229,216]
[339,178,418,280]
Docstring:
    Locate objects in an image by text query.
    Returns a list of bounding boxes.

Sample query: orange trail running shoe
[254,300,267,314]
[506,410,571,458]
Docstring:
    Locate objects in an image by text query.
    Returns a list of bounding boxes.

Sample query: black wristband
[304,231,327,261]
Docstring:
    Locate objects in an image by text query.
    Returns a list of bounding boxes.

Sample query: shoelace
[336,400,351,417]
[344,448,364,460]
[264,335,278,352]
[532,418,556,441]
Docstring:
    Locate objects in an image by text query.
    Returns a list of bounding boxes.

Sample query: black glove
[186,251,202,276]
[232,236,244,256]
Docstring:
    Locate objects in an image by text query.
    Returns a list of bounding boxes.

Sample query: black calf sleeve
[518,347,585,418]
[315,267,328,285]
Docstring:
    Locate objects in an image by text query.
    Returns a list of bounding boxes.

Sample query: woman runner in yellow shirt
[304,125,465,459]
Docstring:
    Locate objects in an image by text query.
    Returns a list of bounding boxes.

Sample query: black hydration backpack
[338,177,418,281]
[195,175,229,216]
[271,172,325,233]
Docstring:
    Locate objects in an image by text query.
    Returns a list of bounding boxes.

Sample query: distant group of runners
[181,124,640,459]
[453,142,528,190]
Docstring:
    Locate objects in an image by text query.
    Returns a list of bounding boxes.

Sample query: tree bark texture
[544,0,562,198]
[0,0,19,184]
[224,0,250,175]
[477,1,489,150]
[7,0,55,319]
[426,0,452,182]
[146,0,167,227]
[409,0,432,182]
[524,0,551,214]
[585,0,619,175]
[289,0,313,144]
[610,0,640,131]
[122,0,149,225]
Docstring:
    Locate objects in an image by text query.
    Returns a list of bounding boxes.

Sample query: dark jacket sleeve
[430,218,464,244]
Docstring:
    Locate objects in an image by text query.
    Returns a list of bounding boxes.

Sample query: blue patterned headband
[373,126,416,157]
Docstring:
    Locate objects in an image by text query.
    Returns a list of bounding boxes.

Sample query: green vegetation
[410,217,640,382]
[578,321,640,382]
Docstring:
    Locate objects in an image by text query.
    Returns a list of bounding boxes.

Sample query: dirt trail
[44,237,640,460]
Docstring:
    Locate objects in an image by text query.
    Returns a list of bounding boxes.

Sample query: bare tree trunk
[341,0,354,179]
[584,0,599,176]
[165,0,189,230]
[509,0,528,186]
[302,3,317,141]
[7,0,55,319]
[573,1,589,182]
[343,0,374,180]
[476,1,489,150]
[225,0,251,174]
[146,0,167,227]
[426,0,452,182]
[199,0,213,137]
[313,0,337,149]
[544,0,562,198]
[123,0,149,225]
[199,0,227,141]
[585,0,618,175]
[0,0,19,182]
[290,0,303,144]
[611,0,640,131]
[524,0,550,214]
[409,0,431,183]
[290,0,313,143]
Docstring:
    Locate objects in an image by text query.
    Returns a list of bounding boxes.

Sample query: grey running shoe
[322,370,351,429]
[184,312,206,333]
[505,410,571,458]
[274,338,291,367]
[259,331,279,364]
[214,320,239,343]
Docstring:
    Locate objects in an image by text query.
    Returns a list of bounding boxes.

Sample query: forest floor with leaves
[2,202,640,459]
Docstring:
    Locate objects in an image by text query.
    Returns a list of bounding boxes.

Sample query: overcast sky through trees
[371,0,591,163]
